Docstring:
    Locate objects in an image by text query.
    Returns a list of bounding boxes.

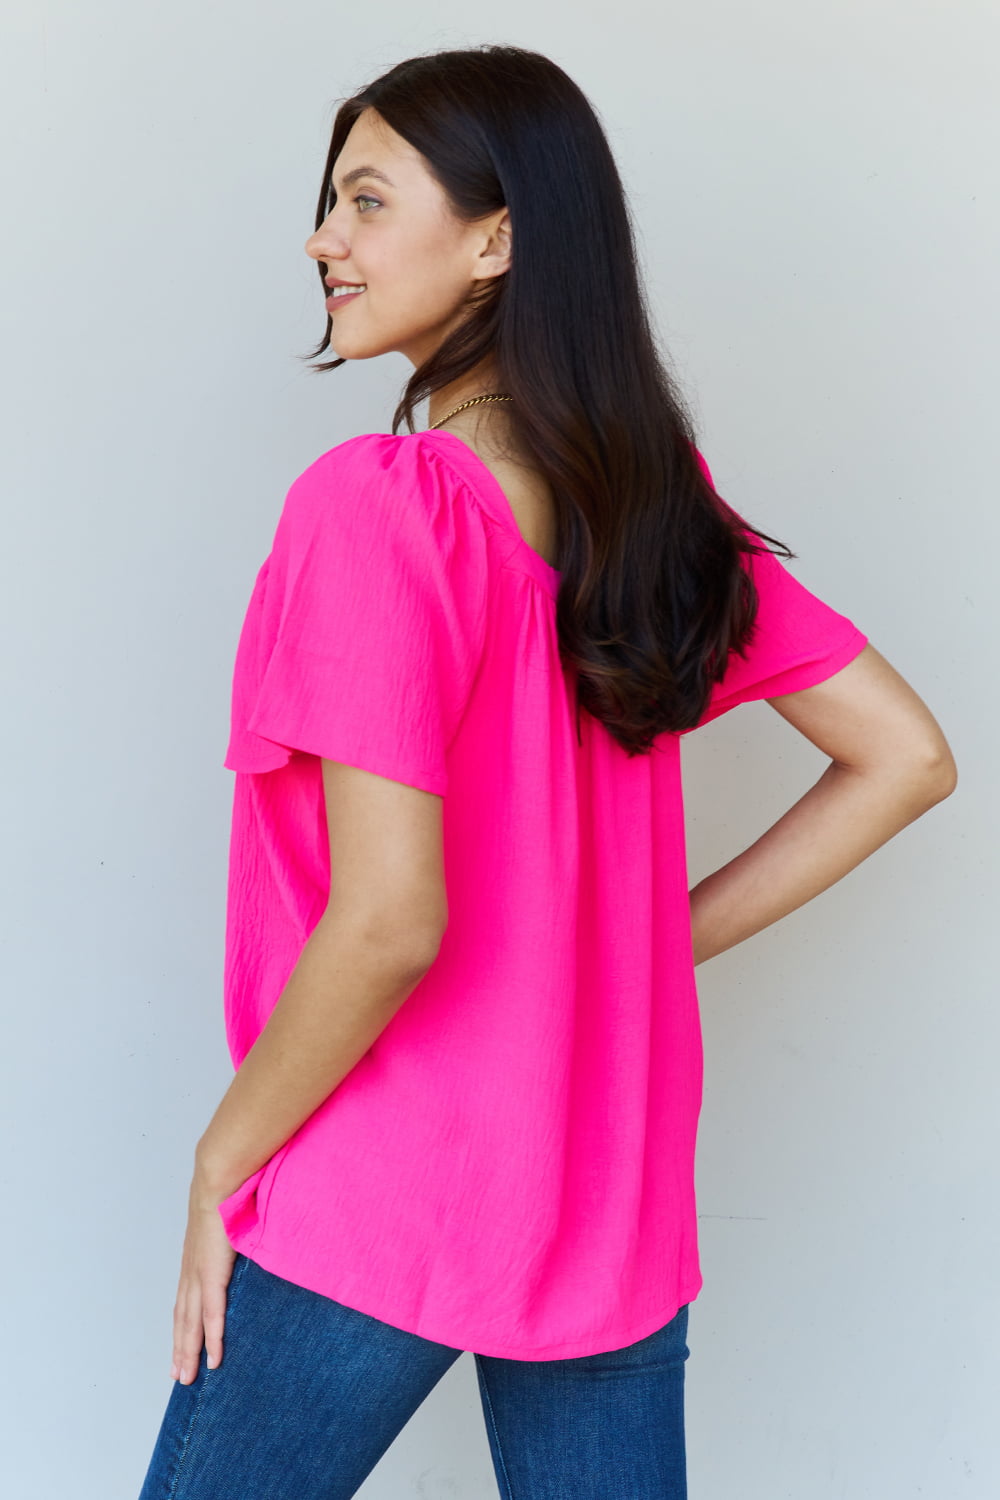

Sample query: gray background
[2,2,995,1496]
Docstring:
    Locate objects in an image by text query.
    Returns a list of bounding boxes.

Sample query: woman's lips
[325,289,366,312]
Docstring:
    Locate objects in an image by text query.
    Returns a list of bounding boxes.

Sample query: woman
[138,44,956,1500]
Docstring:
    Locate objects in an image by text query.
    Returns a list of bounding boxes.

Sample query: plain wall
[2,2,995,1495]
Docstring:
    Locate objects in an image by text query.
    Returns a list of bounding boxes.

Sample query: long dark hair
[300,44,792,754]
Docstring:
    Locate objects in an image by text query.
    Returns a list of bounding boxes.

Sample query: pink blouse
[216,428,868,1359]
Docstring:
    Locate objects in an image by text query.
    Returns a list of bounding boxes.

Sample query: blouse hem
[226,1225,702,1360]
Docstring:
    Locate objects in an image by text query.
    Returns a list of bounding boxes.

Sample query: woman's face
[305,108,510,367]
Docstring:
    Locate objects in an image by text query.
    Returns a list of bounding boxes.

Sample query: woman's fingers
[172,1278,204,1384]
[202,1276,230,1371]
[170,1186,238,1383]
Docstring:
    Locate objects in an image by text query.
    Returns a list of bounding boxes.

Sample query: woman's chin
[329,333,391,361]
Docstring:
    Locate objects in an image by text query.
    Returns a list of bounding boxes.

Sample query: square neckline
[417,427,562,598]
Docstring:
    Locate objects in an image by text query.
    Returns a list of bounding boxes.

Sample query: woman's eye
[353,194,381,213]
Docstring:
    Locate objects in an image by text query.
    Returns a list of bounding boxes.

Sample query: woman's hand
[170,1171,238,1384]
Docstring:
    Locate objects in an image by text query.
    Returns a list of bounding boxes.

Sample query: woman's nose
[305,215,348,261]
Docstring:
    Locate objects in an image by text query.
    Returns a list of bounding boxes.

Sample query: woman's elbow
[848,727,958,816]
[910,733,958,807]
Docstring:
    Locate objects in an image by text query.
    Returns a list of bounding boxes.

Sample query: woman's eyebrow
[333,165,396,190]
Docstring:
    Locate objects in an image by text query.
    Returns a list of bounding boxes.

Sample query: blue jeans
[138,1252,690,1498]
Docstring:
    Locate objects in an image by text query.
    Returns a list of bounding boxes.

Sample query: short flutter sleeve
[689,446,869,730]
[223,433,489,795]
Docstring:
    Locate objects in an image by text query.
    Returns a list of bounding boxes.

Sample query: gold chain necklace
[429,392,514,430]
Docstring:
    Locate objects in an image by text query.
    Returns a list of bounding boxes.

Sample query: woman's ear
[472,209,512,282]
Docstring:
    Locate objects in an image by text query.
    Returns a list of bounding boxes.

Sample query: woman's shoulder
[284,429,472,520]
[299,428,456,480]
[274,430,489,585]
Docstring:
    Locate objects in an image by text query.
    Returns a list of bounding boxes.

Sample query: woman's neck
[426,368,507,429]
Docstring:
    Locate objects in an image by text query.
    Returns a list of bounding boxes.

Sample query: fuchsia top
[216,428,868,1359]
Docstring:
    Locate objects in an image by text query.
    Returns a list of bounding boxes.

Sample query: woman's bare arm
[688,643,958,965]
[193,758,450,1202]
[171,758,449,1383]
